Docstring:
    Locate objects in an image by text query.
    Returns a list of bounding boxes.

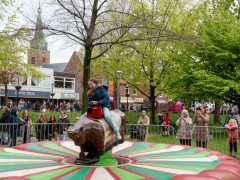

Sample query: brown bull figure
[67,109,126,164]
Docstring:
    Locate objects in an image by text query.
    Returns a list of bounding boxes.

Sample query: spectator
[176,109,193,146]
[59,101,63,110]
[46,100,50,113]
[74,101,80,112]
[19,110,33,144]
[0,106,10,145]
[47,115,57,141]
[62,101,68,111]
[137,110,150,141]
[157,111,163,134]
[9,107,24,147]
[50,101,55,111]
[193,106,209,148]
[225,119,238,157]
[162,112,170,136]
[57,110,70,140]
[27,101,31,111]
[67,102,70,112]
[35,101,40,112]
[36,113,48,142]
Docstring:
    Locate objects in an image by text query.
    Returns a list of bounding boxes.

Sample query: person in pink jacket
[225,119,239,157]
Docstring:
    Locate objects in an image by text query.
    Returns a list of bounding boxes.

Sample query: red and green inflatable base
[0,141,239,180]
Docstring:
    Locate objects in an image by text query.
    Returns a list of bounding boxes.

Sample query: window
[54,77,75,89]
[133,89,137,95]
[20,76,27,86]
[31,77,39,87]
[65,78,74,89]
[42,58,46,64]
[42,76,50,88]
[31,57,35,64]
[54,77,64,88]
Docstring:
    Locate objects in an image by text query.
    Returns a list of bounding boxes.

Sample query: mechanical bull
[67,109,126,164]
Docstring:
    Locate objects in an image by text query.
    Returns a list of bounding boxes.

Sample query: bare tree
[20,0,142,111]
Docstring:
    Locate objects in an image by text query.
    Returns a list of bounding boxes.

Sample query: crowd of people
[159,106,238,157]
[7,99,81,113]
[0,105,72,147]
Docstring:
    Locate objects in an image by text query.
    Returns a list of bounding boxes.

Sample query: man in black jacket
[0,106,10,145]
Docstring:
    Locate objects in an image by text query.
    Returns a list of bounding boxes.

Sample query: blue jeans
[1,132,8,143]
[80,107,119,133]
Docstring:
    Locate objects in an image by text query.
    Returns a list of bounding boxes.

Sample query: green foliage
[0,0,43,105]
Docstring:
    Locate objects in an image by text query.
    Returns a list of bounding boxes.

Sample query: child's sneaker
[229,151,233,156]
[115,131,122,140]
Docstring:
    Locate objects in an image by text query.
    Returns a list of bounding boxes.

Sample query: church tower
[27,5,50,66]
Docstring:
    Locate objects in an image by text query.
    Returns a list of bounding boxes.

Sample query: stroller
[129,125,146,140]
[169,120,177,135]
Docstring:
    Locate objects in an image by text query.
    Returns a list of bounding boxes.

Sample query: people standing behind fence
[9,107,24,147]
[57,110,70,140]
[193,106,209,148]
[47,115,58,141]
[162,112,170,136]
[224,119,238,157]
[36,113,48,142]
[157,111,163,134]
[19,110,33,144]
[176,110,193,146]
[137,110,150,141]
[0,106,11,145]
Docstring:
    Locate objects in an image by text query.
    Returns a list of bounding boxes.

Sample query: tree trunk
[81,46,92,113]
[80,0,98,113]
[149,85,155,124]
[214,102,221,125]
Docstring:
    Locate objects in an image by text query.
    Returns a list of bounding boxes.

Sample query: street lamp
[15,86,21,109]
[50,83,55,104]
[125,84,129,112]
[15,76,21,109]
[116,71,122,109]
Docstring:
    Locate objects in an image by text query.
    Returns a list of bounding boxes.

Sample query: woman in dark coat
[9,107,24,147]
[36,113,48,142]
[47,115,57,141]
[0,106,11,145]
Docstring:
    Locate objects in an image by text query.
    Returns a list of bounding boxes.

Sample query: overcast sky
[15,0,80,64]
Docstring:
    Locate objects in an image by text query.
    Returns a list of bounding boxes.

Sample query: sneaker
[233,152,237,157]
[116,131,122,140]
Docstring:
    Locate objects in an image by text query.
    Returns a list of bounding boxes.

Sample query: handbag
[87,106,103,119]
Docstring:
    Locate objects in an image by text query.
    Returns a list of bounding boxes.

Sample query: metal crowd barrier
[0,123,239,156]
